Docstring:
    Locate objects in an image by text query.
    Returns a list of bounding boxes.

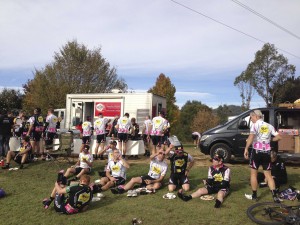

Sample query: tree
[191,109,219,134]
[22,40,127,112]
[272,76,300,104]
[176,100,210,141]
[214,104,243,124]
[237,43,295,107]
[234,71,255,111]
[148,73,179,126]
[0,88,23,112]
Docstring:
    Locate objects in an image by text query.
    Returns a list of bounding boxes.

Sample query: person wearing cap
[27,108,44,160]
[165,145,194,193]
[244,110,282,203]
[2,136,33,169]
[93,113,110,160]
[178,154,231,208]
[80,116,93,153]
[150,111,167,155]
[111,149,168,194]
[95,148,129,192]
[63,145,93,183]
[115,113,131,158]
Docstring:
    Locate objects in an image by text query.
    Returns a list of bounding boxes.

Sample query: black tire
[247,202,288,225]
[210,143,231,163]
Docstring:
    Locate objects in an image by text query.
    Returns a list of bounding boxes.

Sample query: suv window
[276,110,300,130]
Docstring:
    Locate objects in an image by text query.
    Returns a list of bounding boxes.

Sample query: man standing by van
[244,110,282,203]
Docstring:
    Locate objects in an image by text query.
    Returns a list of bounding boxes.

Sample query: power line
[231,0,300,40]
[170,0,300,59]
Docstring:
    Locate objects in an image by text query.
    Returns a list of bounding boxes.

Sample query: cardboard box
[295,136,300,153]
[278,102,294,108]
[278,135,295,151]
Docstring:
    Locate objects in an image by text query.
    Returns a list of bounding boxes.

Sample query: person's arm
[98,145,109,155]
[272,134,282,142]
[120,157,130,169]
[149,152,159,161]
[185,155,194,176]
[106,168,117,182]
[55,182,67,195]
[20,145,31,155]
[244,134,254,159]
[27,119,34,136]
[72,159,80,168]
[82,157,92,167]
[164,144,174,155]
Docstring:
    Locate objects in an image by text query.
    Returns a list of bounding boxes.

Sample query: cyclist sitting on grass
[42,174,93,215]
[63,145,93,183]
[2,136,32,170]
[95,148,129,192]
[177,154,231,208]
[111,150,168,195]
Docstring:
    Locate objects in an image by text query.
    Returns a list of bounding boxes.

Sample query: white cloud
[0,0,299,110]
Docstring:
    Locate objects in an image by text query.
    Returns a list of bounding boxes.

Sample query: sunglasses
[213,157,221,161]
[159,152,165,155]
[175,150,183,154]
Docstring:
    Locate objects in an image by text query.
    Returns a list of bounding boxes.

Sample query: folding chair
[45,131,74,167]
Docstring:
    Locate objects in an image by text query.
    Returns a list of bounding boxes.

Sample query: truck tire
[210,143,231,163]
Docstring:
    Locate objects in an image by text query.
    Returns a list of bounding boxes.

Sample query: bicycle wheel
[247,202,288,225]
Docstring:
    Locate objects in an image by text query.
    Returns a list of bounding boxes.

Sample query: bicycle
[247,202,300,225]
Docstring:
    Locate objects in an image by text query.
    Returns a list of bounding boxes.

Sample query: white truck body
[63,92,166,129]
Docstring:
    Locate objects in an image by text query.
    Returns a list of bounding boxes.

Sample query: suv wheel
[210,143,231,163]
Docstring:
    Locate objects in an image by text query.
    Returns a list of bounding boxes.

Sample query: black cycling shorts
[151,135,163,146]
[249,149,271,171]
[168,173,189,186]
[96,134,106,144]
[117,133,128,142]
[30,131,42,142]
[75,167,91,175]
[140,175,156,186]
[82,136,91,145]
[206,186,229,195]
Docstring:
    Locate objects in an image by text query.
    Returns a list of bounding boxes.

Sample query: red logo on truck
[95,102,121,117]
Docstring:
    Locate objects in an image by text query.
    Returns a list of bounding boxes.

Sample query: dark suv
[199,107,300,162]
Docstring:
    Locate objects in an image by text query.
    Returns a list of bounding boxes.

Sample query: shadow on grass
[88,194,117,211]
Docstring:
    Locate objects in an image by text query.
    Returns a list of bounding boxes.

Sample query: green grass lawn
[1,146,300,225]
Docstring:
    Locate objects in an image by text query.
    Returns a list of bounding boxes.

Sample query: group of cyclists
[1,108,289,215]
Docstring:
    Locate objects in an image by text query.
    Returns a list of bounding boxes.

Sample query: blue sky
[1,0,300,109]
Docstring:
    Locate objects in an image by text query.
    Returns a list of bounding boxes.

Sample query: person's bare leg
[124,177,142,190]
